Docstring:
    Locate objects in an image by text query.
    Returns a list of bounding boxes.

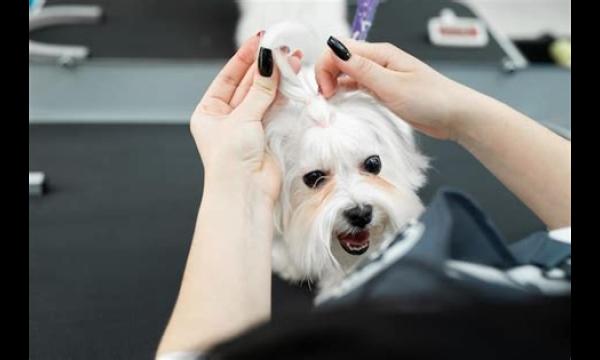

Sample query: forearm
[452,86,571,229]
[157,170,275,355]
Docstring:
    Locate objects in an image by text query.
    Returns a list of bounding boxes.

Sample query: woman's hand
[158,36,285,356]
[316,37,478,141]
[317,37,570,230]
[190,35,281,203]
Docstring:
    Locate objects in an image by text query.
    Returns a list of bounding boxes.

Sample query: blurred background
[29,0,570,359]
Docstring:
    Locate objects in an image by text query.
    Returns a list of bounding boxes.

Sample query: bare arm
[157,172,275,354]
[317,37,570,229]
[452,86,571,229]
[157,36,281,356]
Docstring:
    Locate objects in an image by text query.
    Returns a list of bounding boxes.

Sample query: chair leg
[29,5,103,65]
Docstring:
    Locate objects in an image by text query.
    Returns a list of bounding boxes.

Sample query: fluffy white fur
[252,20,428,292]
[236,0,351,51]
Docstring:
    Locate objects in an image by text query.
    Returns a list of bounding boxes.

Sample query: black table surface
[33,0,507,62]
[29,124,544,359]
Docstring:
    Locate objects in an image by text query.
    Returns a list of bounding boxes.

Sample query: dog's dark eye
[363,155,381,174]
[303,170,327,189]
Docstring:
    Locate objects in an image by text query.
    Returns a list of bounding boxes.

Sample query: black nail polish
[327,36,351,61]
[258,47,273,77]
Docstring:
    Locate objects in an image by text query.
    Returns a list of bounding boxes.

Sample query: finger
[334,38,418,70]
[233,48,280,122]
[316,37,414,98]
[200,34,260,110]
[326,37,394,98]
[315,47,340,98]
[337,76,360,92]
[194,100,232,118]
[230,50,301,108]
[316,37,392,98]
[229,61,257,108]
[289,49,303,74]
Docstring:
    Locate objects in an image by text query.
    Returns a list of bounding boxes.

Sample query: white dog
[239,7,429,292]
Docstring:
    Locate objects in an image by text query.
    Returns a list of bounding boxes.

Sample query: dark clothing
[178,188,572,360]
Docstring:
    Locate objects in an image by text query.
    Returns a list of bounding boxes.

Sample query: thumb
[233,47,280,121]
[326,37,392,98]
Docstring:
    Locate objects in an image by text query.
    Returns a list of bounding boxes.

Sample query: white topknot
[260,21,333,126]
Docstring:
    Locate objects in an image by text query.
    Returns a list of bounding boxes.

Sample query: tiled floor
[461,0,571,39]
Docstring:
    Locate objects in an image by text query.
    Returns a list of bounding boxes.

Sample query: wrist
[203,164,276,211]
[445,82,494,144]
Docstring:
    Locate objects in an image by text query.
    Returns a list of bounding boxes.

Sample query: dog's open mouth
[337,230,370,255]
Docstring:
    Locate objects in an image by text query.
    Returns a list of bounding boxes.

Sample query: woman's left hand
[190,35,281,204]
[158,36,286,356]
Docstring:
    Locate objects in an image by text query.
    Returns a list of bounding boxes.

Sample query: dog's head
[262,24,428,285]
[266,85,428,283]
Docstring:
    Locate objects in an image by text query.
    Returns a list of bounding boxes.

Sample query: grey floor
[29,121,549,359]
[463,0,570,40]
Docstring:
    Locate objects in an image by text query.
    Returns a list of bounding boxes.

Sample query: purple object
[351,0,380,41]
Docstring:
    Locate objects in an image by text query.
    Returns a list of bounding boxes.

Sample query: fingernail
[317,85,322,95]
[258,47,273,77]
[327,36,351,61]
[256,30,265,37]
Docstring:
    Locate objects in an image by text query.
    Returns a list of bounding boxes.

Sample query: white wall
[461,0,571,39]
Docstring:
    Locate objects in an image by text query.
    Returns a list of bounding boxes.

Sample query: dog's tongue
[338,230,370,245]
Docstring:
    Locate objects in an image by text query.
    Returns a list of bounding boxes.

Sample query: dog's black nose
[343,205,373,228]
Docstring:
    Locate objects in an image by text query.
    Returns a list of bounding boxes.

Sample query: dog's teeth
[348,243,367,250]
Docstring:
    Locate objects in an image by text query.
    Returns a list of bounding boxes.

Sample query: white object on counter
[29,172,45,196]
[428,8,488,47]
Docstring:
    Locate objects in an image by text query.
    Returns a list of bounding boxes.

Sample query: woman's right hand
[316,37,479,141]
[316,38,571,230]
